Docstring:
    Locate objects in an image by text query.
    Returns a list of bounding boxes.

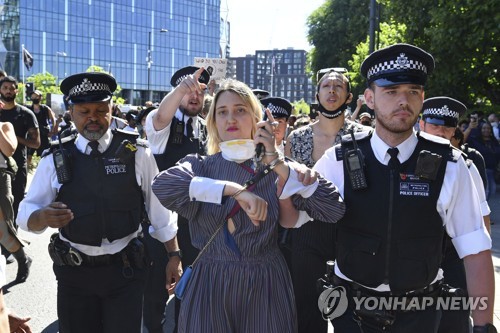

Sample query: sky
[223,0,327,57]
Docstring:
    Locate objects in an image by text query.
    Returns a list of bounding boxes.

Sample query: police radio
[171,119,185,145]
[344,131,368,190]
[53,134,72,184]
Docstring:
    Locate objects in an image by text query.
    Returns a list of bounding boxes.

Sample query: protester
[152,78,345,333]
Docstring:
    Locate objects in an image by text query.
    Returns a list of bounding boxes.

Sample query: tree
[307,0,500,111]
[307,0,371,82]
[86,66,125,105]
[379,0,500,108]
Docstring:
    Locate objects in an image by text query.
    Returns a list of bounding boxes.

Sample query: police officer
[313,44,495,332]
[16,72,179,333]
[260,96,292,154]
[144,66,209,332]
[419,96,491,333]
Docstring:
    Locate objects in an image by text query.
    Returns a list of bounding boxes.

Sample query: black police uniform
[16,72,177,333]
[143,115,206,333]
[142,65,210,333]
[421,96,487,333]
[330,131,457,333]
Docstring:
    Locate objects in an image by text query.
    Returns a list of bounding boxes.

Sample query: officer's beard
[83,122,105,141]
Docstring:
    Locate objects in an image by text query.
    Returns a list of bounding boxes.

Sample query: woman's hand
[233,190,268,226]
[254,109,280,164]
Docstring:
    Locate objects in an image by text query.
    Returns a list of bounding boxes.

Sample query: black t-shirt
[0,105,38,167]
[29,104,51,132]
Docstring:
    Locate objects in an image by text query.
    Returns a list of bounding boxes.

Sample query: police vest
[55,131,143,246]
[337,132,456,294]
[153,116,206,172]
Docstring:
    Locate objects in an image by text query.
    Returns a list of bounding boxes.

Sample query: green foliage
[14,66,126,105]
[307,0,371,82]
[307,0,500,110]
[292,99,311,115]
[86,65,125,105]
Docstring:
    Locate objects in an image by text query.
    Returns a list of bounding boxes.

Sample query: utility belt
[332,275,446,331]
[332,275,443,299]
[48,233,150,276]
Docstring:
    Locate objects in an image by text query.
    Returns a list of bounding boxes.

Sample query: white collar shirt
[145,109,199,154]
[313,129,491,291]
[16,129,177,256]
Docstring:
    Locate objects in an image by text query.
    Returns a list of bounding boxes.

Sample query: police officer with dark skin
[16,72,179,333]
[144,66,210,332]
[312,44,495,333]
[420,96,491,333]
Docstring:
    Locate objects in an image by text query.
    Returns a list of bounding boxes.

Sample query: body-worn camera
[415,150,442,181]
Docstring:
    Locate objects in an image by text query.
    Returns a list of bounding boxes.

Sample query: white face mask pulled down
[219,139,255,163]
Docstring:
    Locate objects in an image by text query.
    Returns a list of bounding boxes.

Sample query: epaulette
[113,128,140,141]
[336,129,373,161]
[417,131,459,162]
[452,146,467,161]
[340,129,373,144]
[42,133,77,158]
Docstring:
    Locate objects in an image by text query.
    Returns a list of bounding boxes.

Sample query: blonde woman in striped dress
[152,76,345,333]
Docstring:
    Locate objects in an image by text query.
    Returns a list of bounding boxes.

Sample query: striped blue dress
[152,153,345,333]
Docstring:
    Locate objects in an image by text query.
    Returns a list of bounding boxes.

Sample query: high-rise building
[228,48,315,104]
[0,0,222,105]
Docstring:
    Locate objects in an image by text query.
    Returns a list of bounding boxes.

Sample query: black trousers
[332,305,442,333]
[173,218,199,333]
[438,246,471,333]
[142,223,170,333]
[54,261,148,333]
[287,220,336,333]
[11,165,27,221]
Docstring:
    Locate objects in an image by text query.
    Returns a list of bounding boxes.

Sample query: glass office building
[228,49,315,104]
[1,0,221,105]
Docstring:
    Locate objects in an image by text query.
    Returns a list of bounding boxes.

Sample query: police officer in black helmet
[16,72,179,333]
[311,44,495,332]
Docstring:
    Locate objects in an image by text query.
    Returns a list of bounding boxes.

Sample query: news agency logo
[318,286,349,320]
[318,287,488,321]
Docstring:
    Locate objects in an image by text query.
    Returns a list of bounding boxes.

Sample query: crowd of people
[0,42,498,333]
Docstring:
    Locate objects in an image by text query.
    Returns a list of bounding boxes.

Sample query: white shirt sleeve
[438,157,492,258]
[189,177,227,204]
[279,161,319,199]
[16,155,59,233]
[314,146,345,196]
[136,146,178,243]
[144,109,171,154]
